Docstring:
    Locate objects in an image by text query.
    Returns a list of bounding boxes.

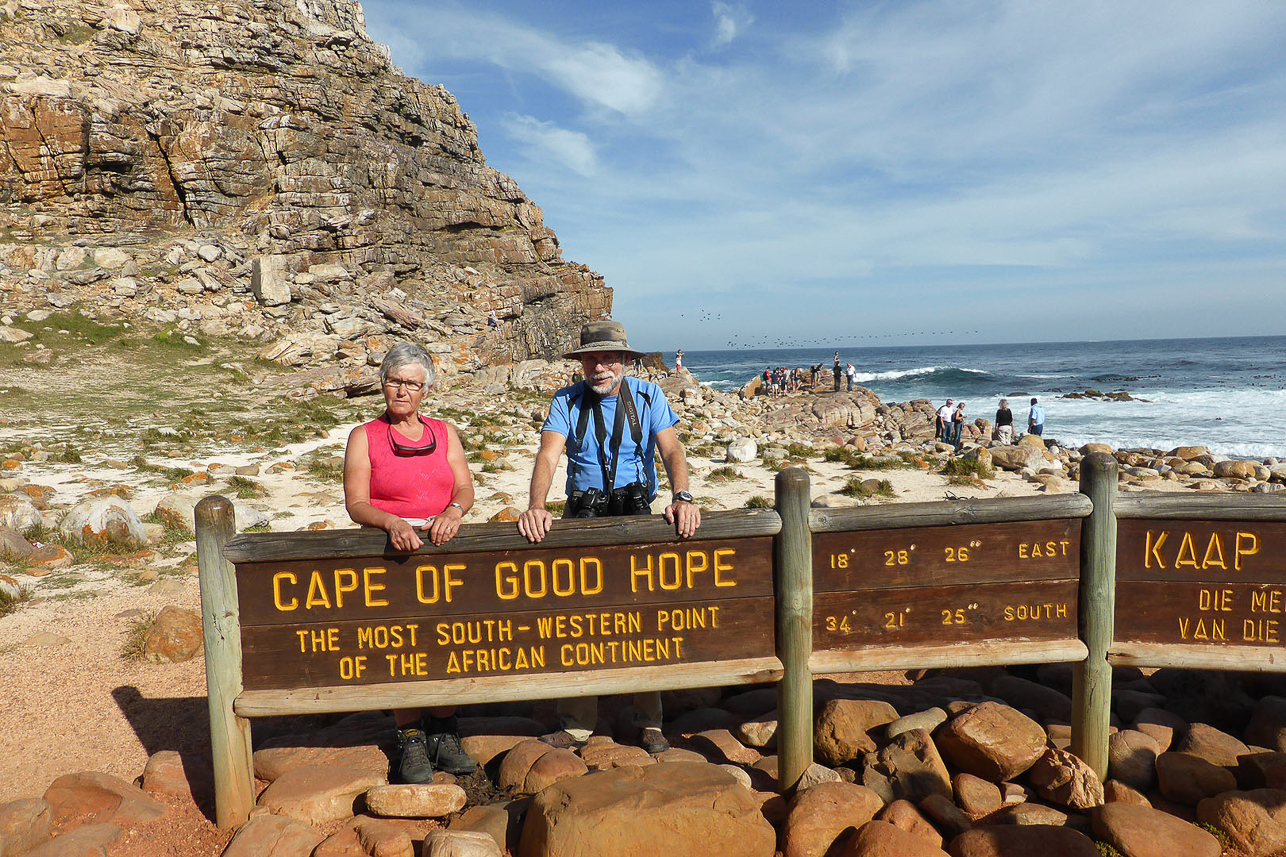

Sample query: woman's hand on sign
[387,517,424,552]
[517,508,554,543]
[428,504,463,546]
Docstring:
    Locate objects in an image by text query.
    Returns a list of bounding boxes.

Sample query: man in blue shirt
[517,319,700,754]
[1028,397,1046,437]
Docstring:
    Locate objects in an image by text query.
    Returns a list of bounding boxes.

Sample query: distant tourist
[810,364,821,387]
[762,366,771,396]
[1028,397,1046,437]
[674,349,684,372]
[995,398,1014,444]
[936,398,954,443]
[845,362,856,391]
[833,352,842,391]
[951,401,967,450]
[487,310,499,329]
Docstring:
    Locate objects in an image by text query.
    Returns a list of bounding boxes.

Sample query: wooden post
[196,495,254,828]
[775,466,813,792]
[1072,452,1117,779]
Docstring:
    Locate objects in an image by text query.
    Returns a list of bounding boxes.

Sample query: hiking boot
[423,717,477,775]
[539,729,586,750]
[396,728,434,784]
[640,727,669,754]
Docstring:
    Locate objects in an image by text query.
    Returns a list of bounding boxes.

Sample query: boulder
[143,606,203,663]
[523,748,587,793]
[935,702,1046,782]
[1094,801,1221,857]
[947,825,1101,857]
[839,820,949,856]
[1196,788,1286,856]
[22,823,121,857]
[364,784,467,818]
[1155,752,1237,805]
[254,744,390,783]
[1246,696,1286,752]
[875,799,942,848]
[251,255,292,306]
[256,766,387,826]
[987,445,1045,472]
[1027,747,1104,810]
[1176,722,1249,767]
[222,814,324,857]
[782,781,884,857]
[0,526,35,560]
[519,762,775,857]
[0,797,51,856]
[498,740,553,792]
[426,828,503,857]
[987,675,1072,722]
[57,496,146,548]
[860,728,952,804]
[952,774,1001,819]
[0,496,42,534]
[814,699,900,765]
[42,771,166,826]
[726,438,758,463]
[1107,730,1161,791]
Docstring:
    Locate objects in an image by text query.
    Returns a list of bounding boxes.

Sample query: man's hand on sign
[664,499,701,539]
[517,507,554,543]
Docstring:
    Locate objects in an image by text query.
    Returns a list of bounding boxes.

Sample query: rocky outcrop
[0,0,611,373]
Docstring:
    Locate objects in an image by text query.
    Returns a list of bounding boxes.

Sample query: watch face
[673,491,693,503]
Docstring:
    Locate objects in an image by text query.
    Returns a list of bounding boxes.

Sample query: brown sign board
[1116,519,1286,649]
[812,519,1081,652]
[234,535,775,691]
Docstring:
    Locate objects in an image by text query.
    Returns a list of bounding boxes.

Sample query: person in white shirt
[936,399,954,443]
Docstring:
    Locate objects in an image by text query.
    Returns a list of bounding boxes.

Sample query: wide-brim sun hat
[562,320,645,360]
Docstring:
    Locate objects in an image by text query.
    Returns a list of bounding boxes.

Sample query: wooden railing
[197,452,1286,827]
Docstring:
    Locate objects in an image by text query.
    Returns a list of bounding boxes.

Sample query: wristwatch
[672,491,694,504]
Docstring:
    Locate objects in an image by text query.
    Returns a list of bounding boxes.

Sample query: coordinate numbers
[945,540,983,562]
[824,615,853,633]
[942,603,980,624]
[884,545,916,566]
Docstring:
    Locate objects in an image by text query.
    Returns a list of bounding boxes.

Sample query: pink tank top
[363,415,454,519]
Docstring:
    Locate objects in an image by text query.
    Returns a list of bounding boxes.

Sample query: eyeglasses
[387,417,438,456]
[384,378,425,393]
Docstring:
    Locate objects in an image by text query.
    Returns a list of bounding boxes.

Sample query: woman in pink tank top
[343,342,476,784]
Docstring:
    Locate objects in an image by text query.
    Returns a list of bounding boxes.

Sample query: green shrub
[840,477,894,499]
[120,610,157,661]
[942,457,994,480]
[743,495,773,509]
[708,465,742,482]
[227,475,267,498]
[0,584,32,618]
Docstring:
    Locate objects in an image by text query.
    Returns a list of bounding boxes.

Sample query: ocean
[680,336,1286,460]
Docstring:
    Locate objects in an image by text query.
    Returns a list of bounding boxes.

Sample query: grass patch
[13,310,124,345]
[139,511,191,549]
[120,610,157,661]
[707,465,743,482]
[0,584,32,617]
[1094,843,1123,857]
[942,457,994,480]
[227,475,267,498]
[51,443,83,463]
[131,454,195,481]
[840,477,894,499]
[743,495,774,509]
[151,330,203,351]
[1197,823,1230,849]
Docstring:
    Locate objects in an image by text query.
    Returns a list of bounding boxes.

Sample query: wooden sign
[1116,519,1286,650]
[234,535,775,691]
[812,519,1082,656]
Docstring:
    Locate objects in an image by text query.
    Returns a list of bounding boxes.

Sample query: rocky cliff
[0,0,611,378]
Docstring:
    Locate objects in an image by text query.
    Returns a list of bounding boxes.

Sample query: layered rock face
[0,0,610,368]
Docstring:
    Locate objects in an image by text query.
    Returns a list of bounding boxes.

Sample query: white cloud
[503,115,598,177]
[711,1,753,47]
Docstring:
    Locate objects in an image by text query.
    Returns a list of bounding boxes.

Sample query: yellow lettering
[1175,532,1200,568]
[552,558,575,596]
[1236,531,1261,570]
[580,557,603,594]
[714,549,736,587]
[1146,530,1168,569]
[1018,543,1028,559]
[1202,534,1227,569]
[496,562,519,599]
[273,572,298,611]
[305,570,332,609]
[631,553,655,592]
[333,569,358,608]
[686,551,708,587]
[658,552,682,590]
[363,567,388,607]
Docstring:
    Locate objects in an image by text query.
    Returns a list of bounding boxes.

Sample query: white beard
[589,367,623,396]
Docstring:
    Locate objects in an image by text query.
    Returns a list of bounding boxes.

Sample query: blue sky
[360,0,1286,350]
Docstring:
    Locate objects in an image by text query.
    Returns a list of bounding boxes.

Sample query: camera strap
[569,379,644,491]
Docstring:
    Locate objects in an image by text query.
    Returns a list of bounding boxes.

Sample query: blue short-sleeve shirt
[542,378,678,500]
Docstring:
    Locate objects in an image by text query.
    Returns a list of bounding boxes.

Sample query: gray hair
[379,342,436,389]
[999,398,1009,408]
